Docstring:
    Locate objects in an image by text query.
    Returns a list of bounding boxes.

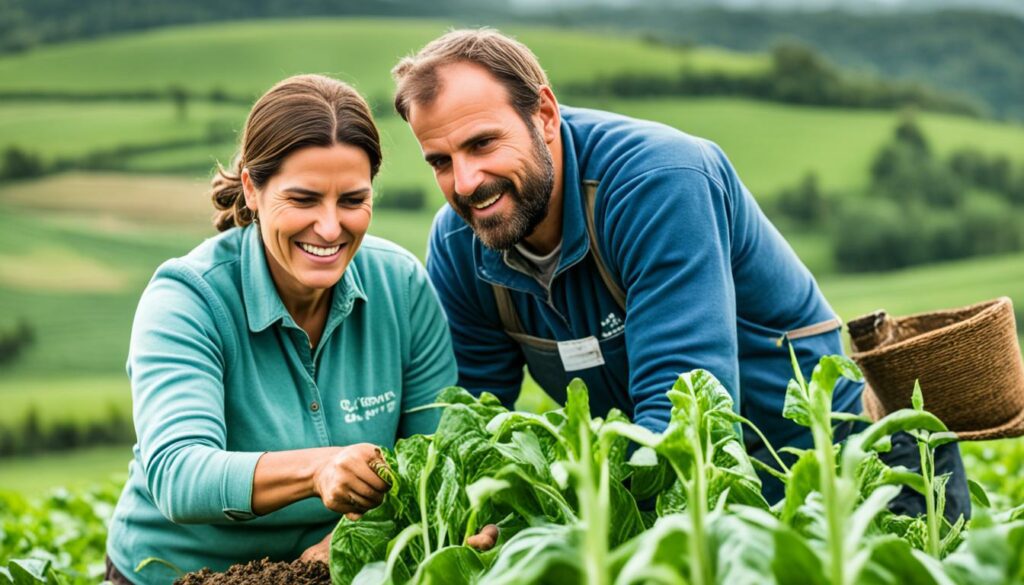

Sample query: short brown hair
[392,28,549,123]
[210,74,381,232]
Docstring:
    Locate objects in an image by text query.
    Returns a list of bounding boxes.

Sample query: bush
[832,195,1024,272]
[959,193,1022,256]
[0,319,35,366]
[1,146,45,179]
[0,400,135,458]
[774,172,830,226]
[375,186,425,211]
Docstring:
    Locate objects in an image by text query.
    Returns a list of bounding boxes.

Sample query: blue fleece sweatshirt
[426,105,862,457]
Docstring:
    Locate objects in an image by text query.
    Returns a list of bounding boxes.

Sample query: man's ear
[536,85,560,145]
[240,167,258,212]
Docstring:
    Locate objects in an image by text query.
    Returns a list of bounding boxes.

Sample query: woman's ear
[241,167,258,213]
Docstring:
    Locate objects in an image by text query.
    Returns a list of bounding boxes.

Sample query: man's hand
[312,443,391,520]
[299,532,332,565]
[466,524,499,551]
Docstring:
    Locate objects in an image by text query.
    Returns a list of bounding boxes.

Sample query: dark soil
[174,558,330,585]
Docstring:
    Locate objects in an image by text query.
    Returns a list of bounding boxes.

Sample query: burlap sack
[849,297,1024,441]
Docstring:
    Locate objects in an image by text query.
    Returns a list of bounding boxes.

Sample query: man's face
[407,62,555,251]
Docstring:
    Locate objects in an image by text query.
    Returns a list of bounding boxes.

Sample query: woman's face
[242,143,373,300]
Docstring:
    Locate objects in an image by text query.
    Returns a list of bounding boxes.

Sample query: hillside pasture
[5,98,1023,209]
[0,19,764,98]
[601,97,1024,196]
[0,101,246,161]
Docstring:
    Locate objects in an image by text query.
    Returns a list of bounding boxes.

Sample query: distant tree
[769,41,840,105]
[0,0,35,52]
[959,195,1022,256]
[1009,168,1024,206]
[869,116,963,208]
[1,146,44,179]
[948,147,989,185]
[376,187,425,211]
[833,199,928,271]
[893,114,930,156]
[168,84,189,121]
[0,319,35,366]
[775,171,829,226]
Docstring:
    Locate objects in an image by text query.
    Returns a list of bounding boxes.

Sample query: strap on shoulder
[582,180,627,311]
[491,283,526,335]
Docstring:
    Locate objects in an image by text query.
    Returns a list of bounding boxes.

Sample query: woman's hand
[299,531,333,565]
[312,443,391,520]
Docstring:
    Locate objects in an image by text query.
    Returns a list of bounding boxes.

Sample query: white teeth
[472,192,503,210]
[298,242,341,257]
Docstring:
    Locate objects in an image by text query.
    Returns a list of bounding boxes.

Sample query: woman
[104,74,457,584]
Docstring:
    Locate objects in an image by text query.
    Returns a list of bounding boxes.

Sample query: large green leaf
[655,479,687,516]
[563,378,592,461]
[856,536,955,585]
[628,449,675,502]
[3,559,57,585]
[610,514,693,584]
[410,546,486,585]
[783,378,813,428]
[809,355,863,401]
[706,510,777,585]
[431,454,465,548]
[330,511,399,585]
[608,479,646,548]
[479,524,583,585]
[770,522,829,585]
[942,519,1024,585]
[781,449,820,525]
[604,408,638,483]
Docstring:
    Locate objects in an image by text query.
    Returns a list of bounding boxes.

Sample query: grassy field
[0,19,1020,209]
[0,18,764,98]
[0,445,131,494]
[0,101,245,160]
[4,97,1022,207]
[600,97,1024,196]
[820,251,1024,323]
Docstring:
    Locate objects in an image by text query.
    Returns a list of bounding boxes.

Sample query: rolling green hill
[4,97,1023,207]
[0,18,764,98]
[601,98,1024,196]
[1,19,1020,203]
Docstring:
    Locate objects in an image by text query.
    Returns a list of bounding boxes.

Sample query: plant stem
[419,443,438,559]
[734,413,791,475]
[919,441,940,557]
[814,418,845,585]
[686,399,711,585]
[577,420,608,585]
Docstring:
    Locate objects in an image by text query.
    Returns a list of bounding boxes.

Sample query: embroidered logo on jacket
[339,391,397,424]
[600,312,625,339]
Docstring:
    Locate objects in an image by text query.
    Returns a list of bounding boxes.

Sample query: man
[391,29,967,509]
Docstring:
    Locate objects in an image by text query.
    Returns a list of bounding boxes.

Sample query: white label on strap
[557,336,605,372]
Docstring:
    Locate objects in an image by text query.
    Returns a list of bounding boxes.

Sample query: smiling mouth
[296,242,342,257]
[472,191,504,210]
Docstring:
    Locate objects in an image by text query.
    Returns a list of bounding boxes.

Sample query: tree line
[539,6,1024,121]
[561,42,979,117]
[768,116,1024,272]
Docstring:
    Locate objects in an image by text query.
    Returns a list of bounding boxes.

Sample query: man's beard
[452,127,555,251]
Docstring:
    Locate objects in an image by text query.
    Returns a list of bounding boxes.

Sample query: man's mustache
[456,178,515,207]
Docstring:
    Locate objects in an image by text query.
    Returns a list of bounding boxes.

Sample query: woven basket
[850,297,1024,441]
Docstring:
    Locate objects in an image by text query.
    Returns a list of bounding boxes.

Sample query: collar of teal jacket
[474,116,592,298]
[239,223,368,334]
